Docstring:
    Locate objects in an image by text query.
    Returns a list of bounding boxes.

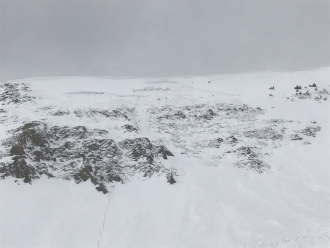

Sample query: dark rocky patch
[0,121,174,192]
[167,172,176,184]
[0,156,38,183]
[119,137,154,163]
[226,136,238,145]
[209,138,224,148]
[154,145,174,159]
[123,124,139,132]
[235,146,258,159]
[198,108,216,120]
[157,110,186,120]
[300,126,321,137]
[244,127,283,140]
[1,122,123,192]
[51,110,70,116]
[290,134,303,141]
[0,82,36,104]
[72,108,134,120]
[235,159,270,174]
[10,145,25,156]
[119,138,173,177]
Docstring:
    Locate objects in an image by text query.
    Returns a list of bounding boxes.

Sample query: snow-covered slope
[0,68,329,247]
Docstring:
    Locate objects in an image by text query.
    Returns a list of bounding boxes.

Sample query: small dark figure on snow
[208,81,211,84]
[294,85,302,90]
[167,172,176,185]
[269,86,274,90]
[269,94,274,97]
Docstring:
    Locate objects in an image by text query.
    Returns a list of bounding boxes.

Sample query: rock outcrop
[0,121,173,193]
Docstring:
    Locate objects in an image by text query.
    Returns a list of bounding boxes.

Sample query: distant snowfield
[1,68,330,247]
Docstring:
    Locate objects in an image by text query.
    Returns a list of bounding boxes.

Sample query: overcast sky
[1,0,329,81]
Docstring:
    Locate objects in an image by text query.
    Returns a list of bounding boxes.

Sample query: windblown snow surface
[0,68,329,248]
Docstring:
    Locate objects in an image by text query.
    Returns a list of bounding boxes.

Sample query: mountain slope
[0,68,329,247]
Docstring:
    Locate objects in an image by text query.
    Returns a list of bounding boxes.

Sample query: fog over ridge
[1,0,329,81]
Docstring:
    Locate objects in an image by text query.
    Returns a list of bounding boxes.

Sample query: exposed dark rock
[167,172,176,184]
[118,138,173,177]
[164,167,178,184]
[137,161,163,177]
[119,138,154,163]
[72,108,134,120]
[0,156,38,183]
[123,124,139,132]
[10,145,25,156]
[200,108,216,120]
[157,110,186,120]
[235,159,270,174]
[290,134,303,141]
[51,110,70,116]
[1,122,122,191]
[96,183,108,194]
[0,83,36,104]
[155,145,174,159]
[244,127,283,140]
[33,151,43,162]
[300,126,321,137]
[173,111,186,119]
[209,138,224,148]
[227,136,238,145]
[92,129,108,136]
[236,146,258,159]
[74,109,83,117]
[0,121,174,191]
[119,138,173,163]
[74,165,93,183]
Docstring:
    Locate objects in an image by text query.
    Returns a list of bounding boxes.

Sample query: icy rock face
[0,121,173,193]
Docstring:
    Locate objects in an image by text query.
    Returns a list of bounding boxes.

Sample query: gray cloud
[1,0,329,81]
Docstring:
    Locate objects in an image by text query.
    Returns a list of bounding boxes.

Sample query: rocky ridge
[0,81,323,192]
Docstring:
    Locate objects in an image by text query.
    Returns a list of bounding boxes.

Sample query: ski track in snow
[98,191,112,248]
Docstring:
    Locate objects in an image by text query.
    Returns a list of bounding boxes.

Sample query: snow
[1,67,330,247]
